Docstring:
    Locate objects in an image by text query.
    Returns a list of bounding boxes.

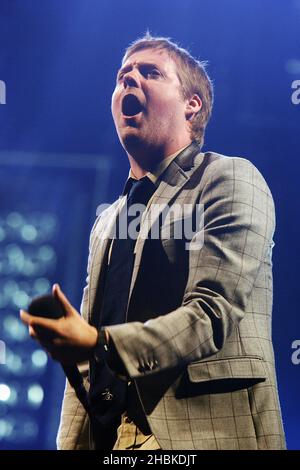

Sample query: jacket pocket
[176,356,267,399]
[187,356,266,383]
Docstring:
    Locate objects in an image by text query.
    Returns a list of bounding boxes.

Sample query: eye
[141,66,161,79]
[147,69,161,78]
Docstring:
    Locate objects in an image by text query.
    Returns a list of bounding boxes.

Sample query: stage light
[3,315,27,341]
[32,213,58,241]
[27,384,44,407]
[0,293,7,308]
[3,280,19,296]
[33,277,51,295]
[22,258,38,277]
[0,419,13,438]
[0,415,39,442]
[6,212,24,229]
[5,353,23,374]
[31,350,48,368]
[13,290,30,309]
[7,387,17,405]
[21,224,38,242]
[5,245,24,272]
[0,384,11,402]
[6,348,46,377]
[38,245,56,263]
[0,385,18,405]
[0,226,5,242]
[23,420,38,438]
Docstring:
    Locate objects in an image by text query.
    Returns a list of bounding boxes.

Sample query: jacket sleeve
[106,157,276,378]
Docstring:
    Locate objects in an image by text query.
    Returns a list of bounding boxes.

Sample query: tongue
[122,94,143,117]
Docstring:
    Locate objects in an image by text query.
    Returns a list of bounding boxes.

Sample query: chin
[120,129,145,153]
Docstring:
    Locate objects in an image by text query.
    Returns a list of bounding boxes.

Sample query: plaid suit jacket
[57,142,286,450]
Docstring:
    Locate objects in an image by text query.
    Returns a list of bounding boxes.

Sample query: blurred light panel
[0,150,111,449]
[0,210,59,449]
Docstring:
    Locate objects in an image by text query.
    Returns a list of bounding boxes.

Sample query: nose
[123,70,140,89]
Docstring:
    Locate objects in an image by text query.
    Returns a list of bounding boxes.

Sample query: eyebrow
[117,61,164,79]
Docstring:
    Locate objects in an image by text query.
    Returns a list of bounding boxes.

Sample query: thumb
[52,284,76,317]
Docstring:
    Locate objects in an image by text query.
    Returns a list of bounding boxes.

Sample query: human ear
[185,94,202,121]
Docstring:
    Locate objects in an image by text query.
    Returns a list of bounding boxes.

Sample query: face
[111,48,191,162]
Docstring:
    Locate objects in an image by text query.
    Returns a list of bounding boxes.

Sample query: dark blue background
[0,0,299,449]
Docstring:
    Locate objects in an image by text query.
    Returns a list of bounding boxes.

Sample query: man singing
[21,34,286,450]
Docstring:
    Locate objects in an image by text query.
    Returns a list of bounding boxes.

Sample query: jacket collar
[122,141,201,196]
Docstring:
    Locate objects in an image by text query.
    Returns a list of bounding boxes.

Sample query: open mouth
[122,94,144,117]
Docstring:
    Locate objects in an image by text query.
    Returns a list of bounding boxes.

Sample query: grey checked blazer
[57,142,286,450]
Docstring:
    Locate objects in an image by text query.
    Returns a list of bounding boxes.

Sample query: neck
[126,138,192,180]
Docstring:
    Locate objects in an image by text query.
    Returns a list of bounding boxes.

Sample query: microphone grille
[28,294,65,319]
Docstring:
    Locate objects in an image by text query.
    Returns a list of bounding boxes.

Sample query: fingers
[29,325,37,339]
[20,309,58,331]
[52,284,75,317]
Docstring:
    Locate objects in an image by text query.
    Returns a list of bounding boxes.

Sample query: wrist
[90,326,99,349]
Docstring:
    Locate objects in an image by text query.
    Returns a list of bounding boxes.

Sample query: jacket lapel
[87,197,126,320]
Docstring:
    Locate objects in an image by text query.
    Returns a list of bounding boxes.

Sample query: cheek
[111,90,119,119]
[151,91,183,119]
[111,102,116,120]
[152,102,182,128]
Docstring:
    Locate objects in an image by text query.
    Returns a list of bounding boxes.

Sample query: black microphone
[28,294,90,414]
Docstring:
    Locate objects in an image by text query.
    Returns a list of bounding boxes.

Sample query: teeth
[122,94,143,117]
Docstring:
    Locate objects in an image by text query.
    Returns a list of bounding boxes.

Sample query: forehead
[121,48,178,74]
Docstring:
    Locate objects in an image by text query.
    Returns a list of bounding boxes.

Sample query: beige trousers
[113,414,161,450]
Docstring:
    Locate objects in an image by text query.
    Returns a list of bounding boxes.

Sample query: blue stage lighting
[27,385,44,408]
[0,384,11,402]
